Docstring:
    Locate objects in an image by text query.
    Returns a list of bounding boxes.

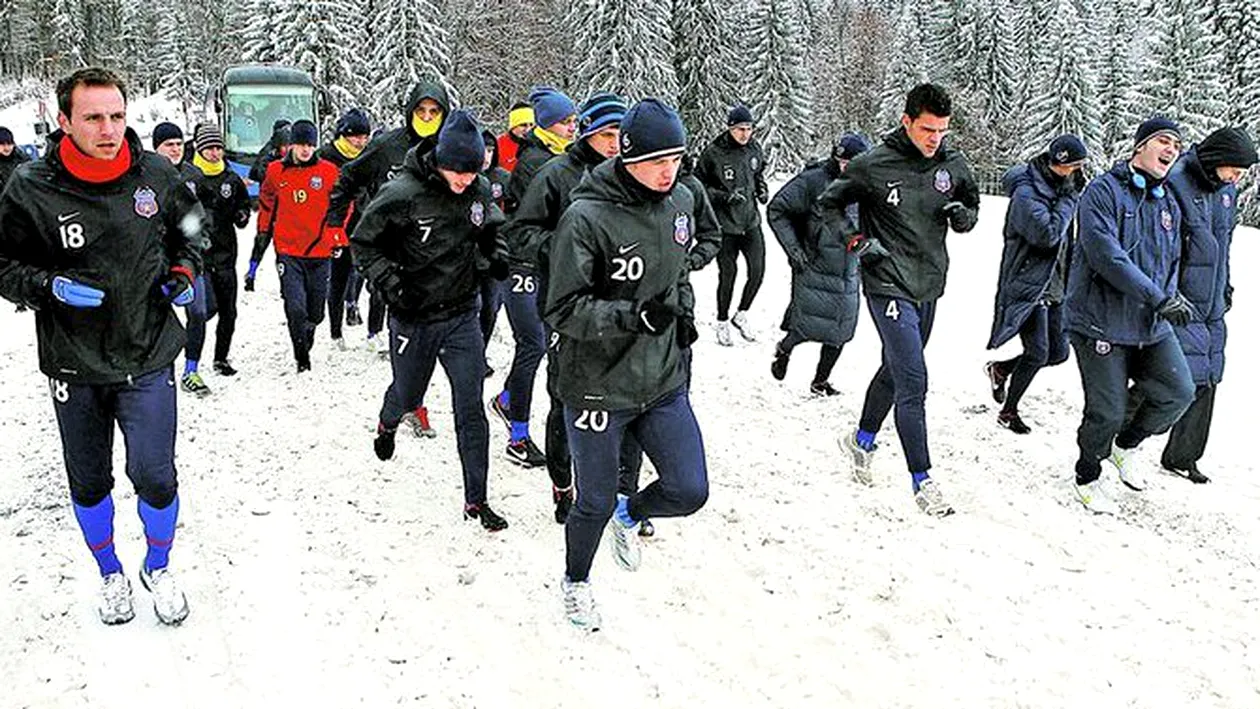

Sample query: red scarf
[59,136,132,183]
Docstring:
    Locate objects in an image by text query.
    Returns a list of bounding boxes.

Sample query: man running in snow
[819,83,980,517]
[320,108,372,350]
[0,67,204,625]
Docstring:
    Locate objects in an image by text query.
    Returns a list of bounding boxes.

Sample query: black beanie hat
[1196,126,1258,171]
[152,122,183,149]
[0,127,14,145]
[1133,116,1182,150]
[290,119,319,146]
[728,104,754,127]
[1049,134,1088,166]
[435,110,486,173]
[335,108,371,138]
[620,98,686,164]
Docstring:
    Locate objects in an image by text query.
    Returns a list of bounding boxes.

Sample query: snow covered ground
[2,192,1259,709]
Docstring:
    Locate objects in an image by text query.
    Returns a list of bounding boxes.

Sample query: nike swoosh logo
[885,182,901,189]
[58,212,81,222]
[618,243,639,254]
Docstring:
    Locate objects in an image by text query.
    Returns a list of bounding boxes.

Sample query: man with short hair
[819,83,980,517]
[0,67,204,625]
[0,126,32,188]
[1064,116,1197,514]
[697,103,770,346]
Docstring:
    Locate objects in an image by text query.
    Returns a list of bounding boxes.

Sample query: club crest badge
[310,175,324,190]
[1161,209,1173,232]
[673,213,690,246]
[1223,193,1232,209]
[220,183,234,199]
[1095,340,1111,356]
[133,187,159,219]
[933,169,952,194]
[470,201,485,227]
[492,182,503,200]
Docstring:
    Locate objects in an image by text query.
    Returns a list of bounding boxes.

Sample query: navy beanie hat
[833,133,870,161]
[336,108,371,137]
[1133,116,1182,150]
[529,86,577,130]
[579,91,628,139]
[1196,126,1259,171]
[1049,134,1088,166]
[728,104,754,127]
[272,119,291,133]
[0,127,14,144]
[290,119,319,146]
[619,98,687,164]
[152,122,183,149]
[435,109,486,173]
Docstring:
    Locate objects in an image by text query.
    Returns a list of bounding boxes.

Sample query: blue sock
[614,494,635,527]
[911,471,930,493]
[73,496,123,577]
[138,495,179,572]
[184,359,198,375]
[510,420,529,443]
[497,390,510,408]
[855,429,877,451]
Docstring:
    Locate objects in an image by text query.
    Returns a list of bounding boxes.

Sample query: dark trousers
[1001,302,1069,412]
[379,310,490,505]
[185,266,238,363]
[858,296,936,473]
[502,267,545,425]
[546,392,646,495]
[51,365,178,508]
[779,329,844,385]
[346,269,364,304]
[1126,383,1216,472]
[564,387,708,582]
[478,274,503,346]
[278,255,330,362]
[1070,333,1195,483]
[716,224,766,320]
[327,249,355,340]
[367,285,387,337]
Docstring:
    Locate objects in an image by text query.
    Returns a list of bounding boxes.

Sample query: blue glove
[157,269,195,307]
[244,260,259,292]
[51,275,105,308]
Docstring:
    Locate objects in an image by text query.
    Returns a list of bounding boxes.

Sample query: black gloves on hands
[638,298,676,335]
[936,201,966,224]
[727,191,747,206]
[676,316,699,349]
[1157,293,1195,327]
[847,235,890,262]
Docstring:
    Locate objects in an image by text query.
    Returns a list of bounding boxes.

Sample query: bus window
[224,84,315,155]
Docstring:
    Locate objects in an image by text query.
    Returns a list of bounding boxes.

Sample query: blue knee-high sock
[138,495,179,572]
[510,420,529,443]
[73,496,123,577]
[184,359,198,375]
[911,471,930,493]
[855,428,877,451]
[497,390,510,408]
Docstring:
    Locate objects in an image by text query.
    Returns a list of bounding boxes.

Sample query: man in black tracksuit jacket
[0,126,33,188]
[697,104,770,345]
[352,110,511,532]
[818,83,980,517]
[249,119,292,184]
[318,107,372,346]
[0,68,203,626]
[544,99,708,632]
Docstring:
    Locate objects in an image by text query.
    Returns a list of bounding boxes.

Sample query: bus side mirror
[318,88,332,115]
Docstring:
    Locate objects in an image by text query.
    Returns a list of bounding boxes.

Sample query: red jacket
[498,133,522,173]
[258,155,343,258]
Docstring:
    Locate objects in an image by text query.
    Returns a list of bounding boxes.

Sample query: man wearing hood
[818,83,980,518]
[697,103,770,346]
[0,67,204,626]
[1130,126,1258,485]
[1063,117,1197,514]
[351,110,511,533]
[984,134,1088,434]
[769,133,869,396]
[249,119,292,184]
[320,107,373,350]
[0,126,32,188]
[544,98,709,632]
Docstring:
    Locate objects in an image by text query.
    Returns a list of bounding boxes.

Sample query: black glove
[935,201,965,224]
[1225,285,1233,313]
[637,299,675,335]
[847,235,890,262]
[727,191,747,205]
[377,270,405,304]
[676,315,698,349]
[1157,293,1194,327]
[756,187,769,205]
[488,259,510,281]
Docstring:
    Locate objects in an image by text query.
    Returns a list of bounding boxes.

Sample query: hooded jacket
[191,161,251,269]
[0,145,32,189]
[0,129,204,384]
[695,131,769,234]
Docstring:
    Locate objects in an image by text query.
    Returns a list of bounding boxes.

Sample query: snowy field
[2,190,1259,709]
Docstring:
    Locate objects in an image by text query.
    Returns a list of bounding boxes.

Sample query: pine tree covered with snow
[242,0,286,65]
[673,0,739,144]
[155,0,209,124]
[1093,0,1143,160]
[274,0,368,115]
[1143,0,1228,141]
[966,0,1021,158]
[49,0,86,73]
[366,0,454,127]
[1018,0,1103,159]
[566,0,679,102]
[876,2,927,132]
[747,0,814,171]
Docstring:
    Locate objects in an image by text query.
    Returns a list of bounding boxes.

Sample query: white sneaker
[608,496,641,571]
[716,321,733,347]
[332,336,348,351]
[913,478,955,517]
[1107,444,1147,491]
[561,577,601,631]
[97,572,135,625]
[841,432,875,487]
[731,310,757,341]
[1075,478,1119,515]
[367,333,389,357]
[139,566,190,626]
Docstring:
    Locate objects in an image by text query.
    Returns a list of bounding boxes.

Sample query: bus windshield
[224,84,316,155]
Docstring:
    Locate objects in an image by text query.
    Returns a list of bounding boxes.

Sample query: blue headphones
[1129,166,1165,198]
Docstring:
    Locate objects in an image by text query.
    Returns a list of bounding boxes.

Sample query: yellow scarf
[334,136,363,160]
[412,111,443,138]
[534,126,571,155]
[194,153,225,176]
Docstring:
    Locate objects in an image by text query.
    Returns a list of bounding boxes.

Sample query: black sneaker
[345,303,362,327]
[374,424,396,461]
[810,381,839,397]
[488,394,511,431]
[505,438,546,468]
[638,519,655,538]
[984,361,1008,405]
[464,502,509,532]
[553,486,574,524]
[296,352,311,372]
[997,410,1031,434]
[771,346,790,381]
[484,365,495,379]
[212,360,238,376]
[1165,462,1211,484]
